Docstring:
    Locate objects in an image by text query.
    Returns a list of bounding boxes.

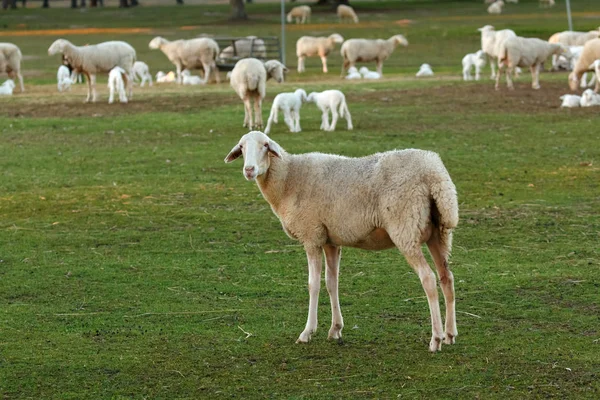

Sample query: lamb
[462,50,487,81]
[549,30,600,70]
[224,131,459,352]
[230,58,288,130]
[568,38,600,92]
[132,61,153,87]
[559,94,581,108]
[107,66,128,104]
[487,1,504,15]
[496,36,568,90]
[156,71,176,83]
[359,66,380,79]
[580,88,600,107]
[182,69,204,85]
[0,43,24,92]
[287,5,311,24]
[48,39,136,103]
[306,90,352,131]
[264,89,307,135]
[340,35,409,77]
[296,34,344,74]
[149,36,220,85]
[337,4,358,23]
[416,63,434,77]
[57,65,73,92]
[219,36,267,61]
[0,79,15,96]
[345,66,361,80]
[478,25,517,79]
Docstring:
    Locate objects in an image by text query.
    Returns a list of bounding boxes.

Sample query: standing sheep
[224,131,459,352]
[219,36,267,61]
[296,34,344,74]
[548,29,600,70]
[0,43,24,92]
[264,89,307,135]
[287,6,311,24]
[107,66,128,104]
[487,0,504,15]
[57,65,73,92]
[132,61,153,87]
[462,50,487,81]
[306,90,352,132]
[478,25,517,79]
[340,35,408,77]
[568,38,600,92]
[149,36,220,85]
[230,58,288,130]
[48,39,136,103]
[337,4,359,23]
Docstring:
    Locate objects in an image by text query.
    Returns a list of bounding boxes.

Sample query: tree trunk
[230,0,247,20]
[42,0,49,7]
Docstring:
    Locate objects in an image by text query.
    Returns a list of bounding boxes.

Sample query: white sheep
[359,66,381,79]
[155,71,177,83]
[496,37,568,90]
[580,88,600,107]
[230,58,288,130]
[132,61,153,87]
[306,90,352,131]
[296,34,344,74]
[416,63,434,77]
[345,66,362,80]
[57,65,73,92]
[287,5,311,24]
[478,25,517,79]
[0,43,24,93]
[48,39,136,103]
[559,94,581,108]
[588,59,600,89]
[340,35,408,77]
[224,131,459,352]
[569,39,600,92]
[219,36,267,61]
[264,89,307,135]
[182,70,204,85]
[0,79,15,96]
[337,4,359,23]
[107,66,128,104]
[549,30,600,70]
[149,36,220,85]
[462,50,487,81]
[487,0,504,15]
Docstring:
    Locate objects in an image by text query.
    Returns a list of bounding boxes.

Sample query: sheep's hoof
[532,85,540,90]
[429,336,444,352]
[327,326,343,341]
[444,333,456,345]
[296,331,312,344]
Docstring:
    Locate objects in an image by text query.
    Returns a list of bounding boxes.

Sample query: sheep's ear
[266,140,283,159]
[224,144,243,163]
[283,65,289,73]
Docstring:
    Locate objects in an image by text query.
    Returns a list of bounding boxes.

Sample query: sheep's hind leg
[243,97,252,129]
[282,107,295,132]
[85,72,93,103]
[253,95,263,130]
[320,108,330,131]
[90,74,98,102]
[328,106,339,131]
[320,55,328,73]
[323,244,344,341]
[531,64,541,90]
[297,245,323,343]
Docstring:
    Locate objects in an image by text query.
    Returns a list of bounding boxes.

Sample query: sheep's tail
[429,169,459,252]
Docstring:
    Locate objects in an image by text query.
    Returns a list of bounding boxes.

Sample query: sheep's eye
[263,143,269,148]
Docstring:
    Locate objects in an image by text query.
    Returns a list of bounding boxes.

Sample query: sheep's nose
[245,166,255,173]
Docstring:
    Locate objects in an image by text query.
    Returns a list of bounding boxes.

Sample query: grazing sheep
[359,66,380,79]
[0,79,15,96]
[340,35,408,77]
[559,94,581,108]
[337,4,359,23]
[306,90,352,131]
[487,1,504,15]
[57,65,73,92]
[496,36,567,90]
[230,58,288,130]
[264,89,307,135]
[479,25,517,79]
[156,71,177,83]
[48,39,136,103]
[107,66,128,104]
[462,50,487,81]
[345,66,362,80]
[549,30,600,70]
[0,43,24,92]
[296,34,344,73]
[149,36,220,85]
[132,61,153,87]
[568,39,600,92]
[416,63,434,77]
[287,5,311,24]
[580,88,600,106]
[219,36,267,61]
[224,131,459,352]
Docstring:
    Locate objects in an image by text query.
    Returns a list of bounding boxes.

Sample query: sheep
[0,79,15,96]
[580,88,600,107]
[224,131,459,352]
[132,61,153,87]
[230,58,288,130]
[345,66,362,80]
[149,36,220,85]
[48,39,136,103]
[568,38,600,92]
[478,25,517,79]
[264,89,307,135]
[107,66,128,104]
[358,66,380,79]
[57,65,73,92]
[296,34,344,74]
[219,36,267,61]
[559,94,581,108]
[306,90,352,131]
[487,1,504,15]
[549,30,600,70]
[340,35,408,77]
[182,69,204,85]
[416,63,434,77]
[589,59,600,89]
[287,5,311,24]
[337,4,358,23]
[0,43,24,92]
[155,71,177,83]
[495,36,568,90]
[462,50,487,81]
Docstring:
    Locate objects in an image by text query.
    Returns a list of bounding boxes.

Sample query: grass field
[1,1,599,398]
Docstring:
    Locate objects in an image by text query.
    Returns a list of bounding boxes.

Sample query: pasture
[1,1,599,398]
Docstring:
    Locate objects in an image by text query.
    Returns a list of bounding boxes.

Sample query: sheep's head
[389,35,409,48]
[48,39,71,56]
[149,37,165,50]
[475,50,485,59]
[224,131,284,181]
[264,60,289,83]
[568,72,580,91]
[477,25,495,33]
[329,33,344,44]
[357,66,367,75]
[295,89,308,101]
[2,79,15,89]
[306,92,318,103]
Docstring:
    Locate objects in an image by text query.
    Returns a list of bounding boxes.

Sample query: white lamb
[287,5,311,24]
[340,35,408,77]
[224,131,459,352]
[487,1,504,15]
[181,69,204,85]
[479,25,517,79]
[462,50,487,81]
[156,71,177,83]
[0,79,15,96]
[345,66,362,80]
[359,66,381,79]
[559,94,581,108]
[57,65,73,92]
[306,90,352,131]
[219,36,267,61]
[132,61,153,87]
[107,66,128,104]
[296,34,344,74]
[230,58,288,130]
[0,43,24,92]
[149,36,220,85]
[48,39,136,103]
[580,88,600,107]
[416,63,434,77]
[264,89,307,135]
[337,4,359,23]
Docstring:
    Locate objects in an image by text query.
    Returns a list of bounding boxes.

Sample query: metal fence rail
[214,36,281,71]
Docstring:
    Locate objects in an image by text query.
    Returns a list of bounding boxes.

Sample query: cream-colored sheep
[224,131,459,352]
[487,0,504,14]
[549,29,600,70]
[287,5,311,24]
[230,58,288,130]
[568,38,600,92]
[296,34,344,74]
[337,4,358,23]
[48,39,136,103]
[340,35,408,77]
[479,25,517,79]
[218,36,267,61]
[149,36,220,85]
[0,43,24,92]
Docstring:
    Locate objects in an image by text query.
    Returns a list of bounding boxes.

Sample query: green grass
[1,1,600,399]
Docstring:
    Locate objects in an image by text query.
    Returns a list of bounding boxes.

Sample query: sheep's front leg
[201,62,211,84]
[323,245,343,341]
[84,72,93,103]
[293,107,301,132]
[375,60,384,76]
[297,56,305,73]
[495,61,504,90]
[176,64,183,84]
[17,72,24,92]
[124,72,132,100]
[297,245,323,343]
[320,107,330,130]
[531,64,540,90]
[328,105,339,131]
[489,55,497,79]
[320,55,329,73]
[282,106,295,132]
[475,65,481,81]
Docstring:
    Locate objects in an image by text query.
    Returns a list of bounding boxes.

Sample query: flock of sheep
[486,0,556,15]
